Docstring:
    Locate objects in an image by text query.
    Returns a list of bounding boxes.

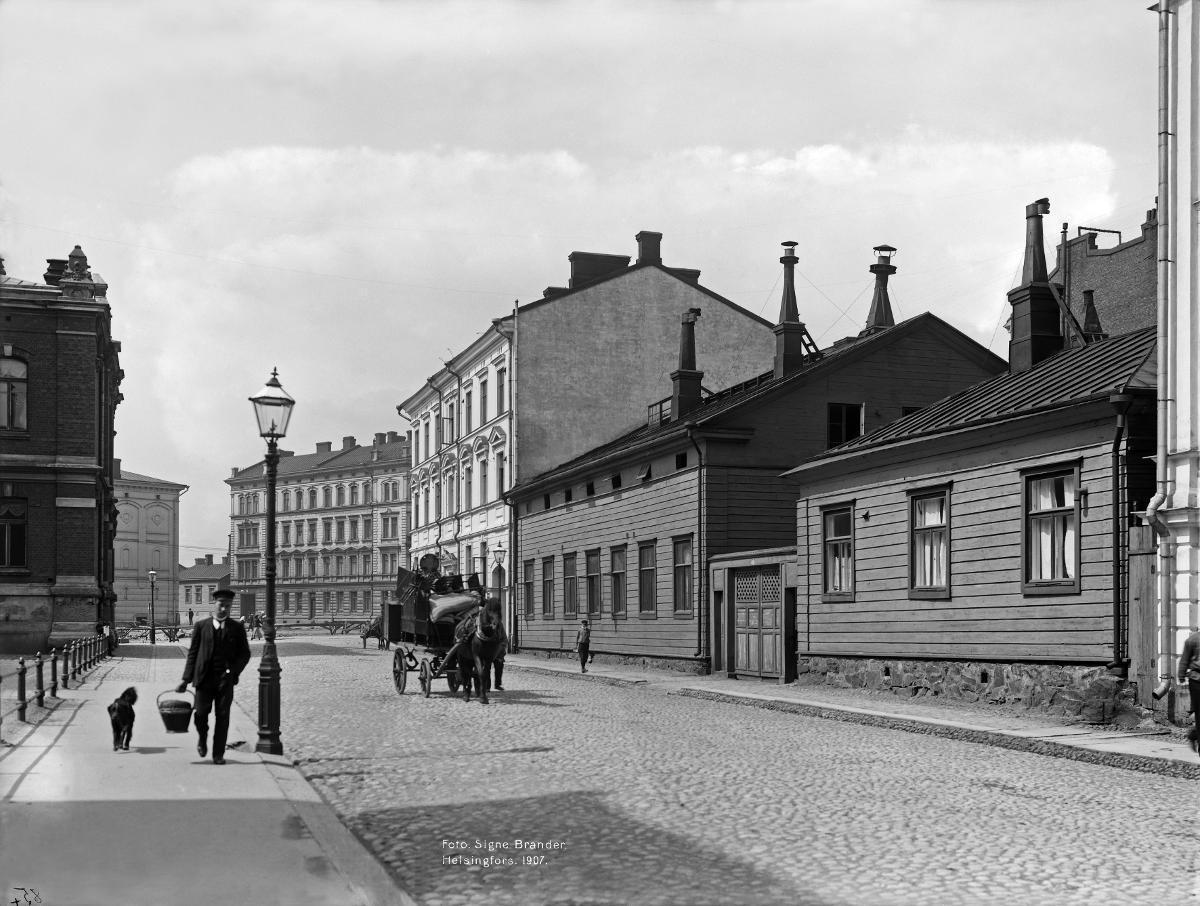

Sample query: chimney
[221,556,229,565]
[386,431,398,442]
[671,308,704,420]
[1081,290,1108,342]
[860,245,897,336]
[374,432,387,446]
[635,231,663,265]
[667,267,701,285]
[43,258,67,286]
[194,557,205,566]
[206,554,214,565]
[113,457,122,478]
[1007,198,1063,372]
[542,286,569,299]
[774,241,809,378]
[568,251,630,288]
[230,466,239,477]
[316,441,333,454]
[342,435,356,450]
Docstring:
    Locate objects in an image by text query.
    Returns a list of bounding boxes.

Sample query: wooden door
[732,566,783,678]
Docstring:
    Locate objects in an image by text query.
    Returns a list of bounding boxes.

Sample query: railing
[0,633,112,744]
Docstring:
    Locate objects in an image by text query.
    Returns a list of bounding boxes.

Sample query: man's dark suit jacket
[182,617,252,688]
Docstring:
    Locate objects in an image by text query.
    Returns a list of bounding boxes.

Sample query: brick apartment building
[0,247,123,653]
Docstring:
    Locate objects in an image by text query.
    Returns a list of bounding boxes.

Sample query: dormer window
[638,464,652,482]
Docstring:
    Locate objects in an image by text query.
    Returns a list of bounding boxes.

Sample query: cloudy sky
[0,0,1158,558]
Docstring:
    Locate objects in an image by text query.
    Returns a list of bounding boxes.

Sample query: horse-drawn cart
[387,562,506,701]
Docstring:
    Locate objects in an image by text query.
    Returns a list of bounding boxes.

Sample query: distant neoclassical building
[0,247,123,653]
[113,463,188,626]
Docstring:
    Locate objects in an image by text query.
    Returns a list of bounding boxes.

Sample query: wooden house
[783,199,1157,721]
[509,243,1006,672]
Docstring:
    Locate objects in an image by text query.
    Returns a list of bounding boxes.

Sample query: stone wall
[796,656,1142,726]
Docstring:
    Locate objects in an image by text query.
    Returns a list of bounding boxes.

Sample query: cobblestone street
[276,637,1198,906]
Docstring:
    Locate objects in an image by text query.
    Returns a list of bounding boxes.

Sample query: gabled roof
[786,325,1157,471]
[228,448,343,482]
[319,439,410,469]
[180,562,230,582]
[117,468,188,488]
[512,312,1003,495]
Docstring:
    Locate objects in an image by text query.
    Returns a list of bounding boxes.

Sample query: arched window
[0,356,28,430]
[309,488,317,508]
[323,487,332,508]
[336,485,346,506]
[350,484,359,505]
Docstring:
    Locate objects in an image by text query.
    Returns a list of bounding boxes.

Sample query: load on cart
[386,555,506,703]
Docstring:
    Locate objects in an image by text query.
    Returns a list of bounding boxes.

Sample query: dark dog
[107,687,138,751]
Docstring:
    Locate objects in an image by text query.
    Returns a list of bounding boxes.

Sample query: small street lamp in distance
[148,569,157,645]
[249,367,295,757]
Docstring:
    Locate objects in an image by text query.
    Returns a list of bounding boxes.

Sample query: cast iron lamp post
[148,569,157,645]
[249,367,295,756]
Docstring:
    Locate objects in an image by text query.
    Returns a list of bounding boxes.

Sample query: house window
[480,378,489,424]
[0,356,28,430]
[349,518,358,542]
[563,553,578,617]
[1024,466,1080,593]
[465,390,473,432]
[336,486,345,506]
[480,459,489,505]
[423,419,431,457]
[336,519,345,542]
[543,494,551,511]
[638,463,652,482]
[564,487,573,503]
[322,519,333,543]
[0,498,28,568]
[910,488,950,597]
[523,559,535,618]
[308,488,318,508]
[281,523,291,546]
[542,557,555,618]
[447,402,456,442]
[827,403,863,447]
[323,487,332,508]
[585,481,595,497]
[638,541,657,614]
[673,537,692,613]
[610,546,626,616]
[675,452,688,470]
[496,452,506,495]
[350,484,359,505]
[586,549,601,616]
[496,367,507,414]
[611,472,622,490]
[464,465,473,509]
[822,506,854,598]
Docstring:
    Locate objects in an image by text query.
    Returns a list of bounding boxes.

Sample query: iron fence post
[34,652,44,708]
[50,648,59,698]
[17,657,27,722]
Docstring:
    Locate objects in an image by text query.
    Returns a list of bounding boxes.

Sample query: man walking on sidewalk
[574,619,590,674]
[177,589,251,765]
[1178,624,1200,755]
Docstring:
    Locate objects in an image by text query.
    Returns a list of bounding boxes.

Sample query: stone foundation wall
[796,656,1141,725]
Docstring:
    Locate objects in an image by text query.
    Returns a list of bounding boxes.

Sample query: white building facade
[113,464,188,626]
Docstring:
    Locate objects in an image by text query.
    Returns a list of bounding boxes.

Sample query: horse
[457,598,506,704]
[360,615,389,650]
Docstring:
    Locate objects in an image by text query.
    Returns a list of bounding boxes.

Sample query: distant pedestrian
[251,613,263,641]
[1177,624,1200,755]
[177,589,251,765]
[187,608,194,625]
[574,619,590,674]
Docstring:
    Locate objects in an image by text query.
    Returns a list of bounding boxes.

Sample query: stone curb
[677,688,1200,780]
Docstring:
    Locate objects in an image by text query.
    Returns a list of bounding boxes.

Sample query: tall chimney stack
[1007,198,1063,372]
[774,242,809,378]
[636,230,663,265]
[861,245,897,336]
[671,308,703,420]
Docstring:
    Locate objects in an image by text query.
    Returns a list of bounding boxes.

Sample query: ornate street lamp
[249,367,295,756]
[148,569,157,645]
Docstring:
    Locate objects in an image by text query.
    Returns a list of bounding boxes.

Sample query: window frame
[821,503,855,602]
[541,556,555,618]
[672,535,693,615]
[523,559,535,618]
[908,484,952,600]
[1021,463,1082,596]
[585,548,601,616]
[0,354,29,432]
[563,552,578,617]
[638,540,657,617]
[827,402,864,448]
[0,498,28,570]
[610,545,627,617]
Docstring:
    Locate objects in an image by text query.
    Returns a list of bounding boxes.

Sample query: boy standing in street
[574,619,590,674]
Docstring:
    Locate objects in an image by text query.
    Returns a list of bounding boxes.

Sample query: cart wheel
[392,650,408,695]
[419,658,432,698]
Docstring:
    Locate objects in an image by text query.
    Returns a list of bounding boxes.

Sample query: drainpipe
[1144,0,1174,690]
[686,424,706,664]
[1110,393,1135,676]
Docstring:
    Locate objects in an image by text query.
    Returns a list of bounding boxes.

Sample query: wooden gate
[733,565,782,678]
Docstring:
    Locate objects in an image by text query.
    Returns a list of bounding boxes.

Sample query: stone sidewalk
[0,644,411,906]
[507,652,1200,780]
